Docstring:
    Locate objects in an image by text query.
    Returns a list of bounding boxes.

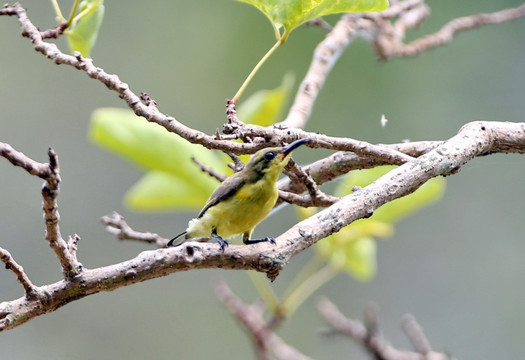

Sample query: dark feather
[197,173,246,218]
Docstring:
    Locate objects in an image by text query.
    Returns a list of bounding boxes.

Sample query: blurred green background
[1,1,525,359]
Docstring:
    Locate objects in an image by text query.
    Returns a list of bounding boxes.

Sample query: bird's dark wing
[197,174,245,218]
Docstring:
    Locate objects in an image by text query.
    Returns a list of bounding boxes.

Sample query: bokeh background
[1,1,525,359]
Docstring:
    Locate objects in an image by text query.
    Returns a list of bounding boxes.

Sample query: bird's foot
[244,237,276,245]
[211,232,229,251]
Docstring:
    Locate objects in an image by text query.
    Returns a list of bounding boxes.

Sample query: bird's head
[244,138,312,181]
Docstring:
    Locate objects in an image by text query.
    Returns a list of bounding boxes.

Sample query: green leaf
[315,218,391,280]
[316,230,378,281]
[334,165,395,197]
[237,73,295,126]
[313,165,446,281]
[66,0,105,57]
[89,107,224,210]
[335,166,447,223]
[237,0,388,40]
[124,171,212,211]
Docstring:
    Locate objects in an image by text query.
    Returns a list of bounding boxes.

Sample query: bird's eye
[264,151,276,161]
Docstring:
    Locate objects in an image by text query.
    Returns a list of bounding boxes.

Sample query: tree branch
[1,121,522,331]
[375,2,525,60]
[101,212,168,247]
[223,120,415,165]
[41,148,83,279]
[276,140,444,202]
[318,298,449,360]
[1,3,267,155]
[214,279,313,360]
[280,0,525,129]
[280,12,358,129]
[267,121,525,279]
[0,247,39,300]
[0,4,418,165]
[282,159,340,207]
[0,142,82,279]
[1,1,525,338]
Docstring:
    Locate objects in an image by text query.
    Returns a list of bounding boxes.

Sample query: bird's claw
[217,238,229,251]
[211,232,229,251]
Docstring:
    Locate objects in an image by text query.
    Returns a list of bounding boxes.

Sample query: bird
[167,138,311,250]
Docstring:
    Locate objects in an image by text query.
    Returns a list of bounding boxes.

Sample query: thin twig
[0,4,266,155]
[0,142,52,178]
[224,122,415,165]
[376,3,525,60]
[0,247,40,300]
[67,234,81,266]
[191,156,226,182]
[282,159,339,207]
[402,314,433,354]
[278,190,337,208]
[226,152,245,173]
[101,212,168,247]
[276,140,444,205]
[41,148,83,279]
[0,142,82,279]
[214,279,313,360]
[318,298,450,360]
[304,17,333,32]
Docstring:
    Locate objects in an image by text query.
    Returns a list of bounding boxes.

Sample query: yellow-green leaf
[65,0,105,57]
[313,165,446,281]
[237,0,388,40]
[316,230,378,281]
[124,171,213,212]
[89,107,225,211]
[238,73,294,126]
[335,166,447,223]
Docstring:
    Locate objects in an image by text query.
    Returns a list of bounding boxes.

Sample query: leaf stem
[66,0,81,27]
[51,0,65,23]
[247,271,280,311]
[232,39,283,104]
[282,254,324,301]
[280,262,337,317]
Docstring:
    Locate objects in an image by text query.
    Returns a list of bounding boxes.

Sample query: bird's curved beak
[282,138,312,157]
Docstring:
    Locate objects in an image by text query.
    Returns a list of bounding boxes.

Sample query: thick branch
[269,121,525,278]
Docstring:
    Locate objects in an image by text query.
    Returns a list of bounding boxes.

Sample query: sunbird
[167,138,311,250]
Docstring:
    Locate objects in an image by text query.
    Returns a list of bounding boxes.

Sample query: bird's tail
[167,231,187,247]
